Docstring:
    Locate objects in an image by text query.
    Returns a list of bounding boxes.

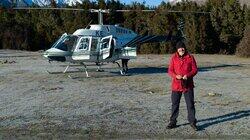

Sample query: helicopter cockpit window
[79,38,89,50]
[53,35,78,52]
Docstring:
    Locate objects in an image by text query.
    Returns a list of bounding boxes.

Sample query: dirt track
[0,50,249,139]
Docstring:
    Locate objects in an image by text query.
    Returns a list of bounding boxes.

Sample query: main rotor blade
[165,10,210,14]
[12,8,113,14]
[12,8,210,14]
[116,10,155,12]
[116,9,210,14]
[13,7,88,11]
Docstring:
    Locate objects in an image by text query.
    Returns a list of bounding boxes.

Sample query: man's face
[177,47,185,56]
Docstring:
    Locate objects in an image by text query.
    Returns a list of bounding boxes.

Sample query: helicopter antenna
[85,20,93,29]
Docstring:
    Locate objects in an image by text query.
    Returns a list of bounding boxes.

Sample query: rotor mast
[90,9,109,25]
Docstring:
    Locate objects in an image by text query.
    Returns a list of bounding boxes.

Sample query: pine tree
[106,0,124,25]
[98,0,106,9]
[236,26,250,57]
[210,0,246,54]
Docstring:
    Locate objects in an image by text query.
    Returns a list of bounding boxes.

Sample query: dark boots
[166,122,177,129]
[190,123,199,131]
[167,122,199,131]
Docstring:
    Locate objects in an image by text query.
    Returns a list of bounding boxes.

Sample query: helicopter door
[100,35,113,59]
[72,37,90,60]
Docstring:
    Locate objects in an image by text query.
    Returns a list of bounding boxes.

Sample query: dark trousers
[121,59,129,72]
[170,89,196,124]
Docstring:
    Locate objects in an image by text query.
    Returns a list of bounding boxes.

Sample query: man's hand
[183,75,187,80]
[176,75,182,80]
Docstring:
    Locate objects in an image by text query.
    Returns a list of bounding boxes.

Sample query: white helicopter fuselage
[43,24,138,64]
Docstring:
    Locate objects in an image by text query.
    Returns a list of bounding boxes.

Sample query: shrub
[236,26,250,57]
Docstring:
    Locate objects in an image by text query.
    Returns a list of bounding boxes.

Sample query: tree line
[0,0,249,55]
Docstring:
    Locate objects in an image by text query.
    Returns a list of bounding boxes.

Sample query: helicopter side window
[100,38,110,50]
[79,38,89,50]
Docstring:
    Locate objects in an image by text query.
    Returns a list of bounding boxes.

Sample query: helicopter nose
[43,48,68,62]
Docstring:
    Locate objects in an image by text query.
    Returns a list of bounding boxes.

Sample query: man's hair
[176,41,186,50]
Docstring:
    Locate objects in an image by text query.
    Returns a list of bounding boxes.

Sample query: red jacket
[168,52,198,92]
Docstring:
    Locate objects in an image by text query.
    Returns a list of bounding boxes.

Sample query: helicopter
[13,7,209,77]
[41,8,174,77]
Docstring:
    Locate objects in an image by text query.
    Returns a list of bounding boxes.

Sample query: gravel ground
[0,49,249,139]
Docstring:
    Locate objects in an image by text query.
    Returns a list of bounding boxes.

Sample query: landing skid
[46,62,90,77]
[46,61,129,77]
[96,64,104,72]
[46,70,78,74]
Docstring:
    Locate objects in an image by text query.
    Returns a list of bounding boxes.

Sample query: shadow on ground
[179,110,250,131]
[198,64,242,72]
[117,64,242,75]
[65,64,243,78]
[128,67,167,74]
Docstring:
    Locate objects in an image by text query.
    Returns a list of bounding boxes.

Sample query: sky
[119,0,169,7]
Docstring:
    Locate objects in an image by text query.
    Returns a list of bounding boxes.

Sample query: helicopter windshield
[52,35,78,51]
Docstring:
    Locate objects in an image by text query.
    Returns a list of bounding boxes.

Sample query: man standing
[167,41,198,130]
[121,59,129,74]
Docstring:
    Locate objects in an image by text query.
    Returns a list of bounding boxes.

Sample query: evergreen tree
[98,0,106,9]
[0,0,248,55]
[106,0,124,25]
[236,26,250,57]
[210,0,246,54]
[247,6,250,25]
